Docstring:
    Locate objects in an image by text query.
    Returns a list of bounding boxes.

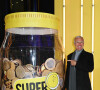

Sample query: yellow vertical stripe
[65,0,81,57]
[83,0,92,52]
[94,0,100,90]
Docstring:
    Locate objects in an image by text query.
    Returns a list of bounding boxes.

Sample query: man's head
[74,36,84,51]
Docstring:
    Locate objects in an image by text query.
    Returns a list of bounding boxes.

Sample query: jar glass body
[0,27,64,90]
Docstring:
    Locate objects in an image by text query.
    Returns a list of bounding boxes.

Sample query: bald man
[64,36,94,90]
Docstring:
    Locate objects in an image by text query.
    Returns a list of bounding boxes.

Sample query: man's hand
[67,60,77,66]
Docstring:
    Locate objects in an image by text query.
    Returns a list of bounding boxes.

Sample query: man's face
[74,38,84,51]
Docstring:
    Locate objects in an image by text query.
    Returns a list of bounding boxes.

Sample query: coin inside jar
[45,58,56,70]
[6,69,15,80]
[16,66,25,79]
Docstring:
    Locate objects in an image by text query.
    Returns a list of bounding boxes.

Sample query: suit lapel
[71,51,76,60]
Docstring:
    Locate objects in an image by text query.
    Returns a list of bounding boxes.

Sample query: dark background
[0,0,54,47]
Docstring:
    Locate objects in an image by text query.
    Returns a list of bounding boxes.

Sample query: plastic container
[0,12,64,90]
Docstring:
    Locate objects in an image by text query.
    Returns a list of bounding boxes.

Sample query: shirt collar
[75,49,83,53]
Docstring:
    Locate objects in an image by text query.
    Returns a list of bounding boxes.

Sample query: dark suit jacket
[64,49,94,90]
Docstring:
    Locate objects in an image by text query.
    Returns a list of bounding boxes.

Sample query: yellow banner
[14,72,59,90]
[14,77,48,90]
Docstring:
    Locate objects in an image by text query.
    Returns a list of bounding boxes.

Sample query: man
[64,36,94,90]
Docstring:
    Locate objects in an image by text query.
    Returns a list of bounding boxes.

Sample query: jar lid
[5,12,60,30]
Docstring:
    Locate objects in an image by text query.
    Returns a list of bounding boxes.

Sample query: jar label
[14,77,46,90]
[14,72,59,90]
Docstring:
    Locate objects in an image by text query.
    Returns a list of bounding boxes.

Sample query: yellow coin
[45,72,59,89]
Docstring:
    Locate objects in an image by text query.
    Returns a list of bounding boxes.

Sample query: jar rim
[6,27,58,35]
[5,12,60,31]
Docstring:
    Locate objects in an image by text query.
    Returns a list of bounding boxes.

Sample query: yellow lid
[5,12,60,30]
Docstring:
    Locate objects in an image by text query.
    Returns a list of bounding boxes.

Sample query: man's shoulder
[83,50,93,54]
[82,50,93,56]
[67,52,74,57]
[67,53,73,59]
